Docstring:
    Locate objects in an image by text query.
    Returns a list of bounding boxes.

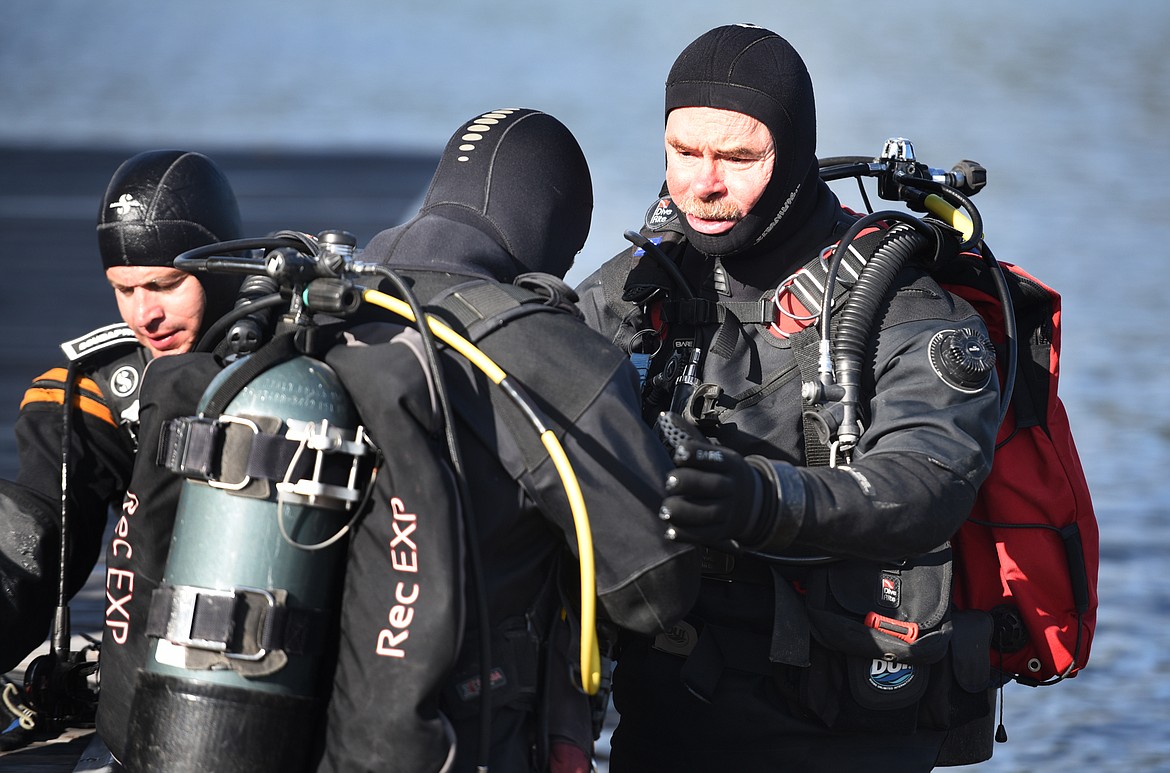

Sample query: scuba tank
[122,233,377,773]
[123,352,374,773]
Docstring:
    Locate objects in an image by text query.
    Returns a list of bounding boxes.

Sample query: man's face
[105,266,206,357]
[665,106,776,236]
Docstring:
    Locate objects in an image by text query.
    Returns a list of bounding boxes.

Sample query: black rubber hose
[818,161,876,182]
[979,242,1017,426]
[825,219,938,444]
[53,363,79,660]
[368,265,494,772]
[832,224,934,371]
[623,230,695,299]
[195,293,286,353]
[173,236,308,274]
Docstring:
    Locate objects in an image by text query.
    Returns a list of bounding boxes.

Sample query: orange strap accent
[864,611,920,644]
[20,370,116,427]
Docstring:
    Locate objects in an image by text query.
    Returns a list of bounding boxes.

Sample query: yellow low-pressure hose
[924,193,976,243]
[361,287,601,695]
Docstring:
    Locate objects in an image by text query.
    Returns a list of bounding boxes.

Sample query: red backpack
[936,254,1098,685]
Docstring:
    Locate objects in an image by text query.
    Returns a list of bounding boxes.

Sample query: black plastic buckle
[158,416,224,481]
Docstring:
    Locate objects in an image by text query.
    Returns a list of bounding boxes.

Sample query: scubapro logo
[869,659,915,691]
[110,365,139,398]
[108,194,143,217]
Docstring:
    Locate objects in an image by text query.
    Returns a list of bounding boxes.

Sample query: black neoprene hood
[97,150,242,270]
[665,24,819,258]
[96,150,244,332]
[420,108,593,279]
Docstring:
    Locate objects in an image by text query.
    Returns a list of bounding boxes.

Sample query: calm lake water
[2,1,1168,769]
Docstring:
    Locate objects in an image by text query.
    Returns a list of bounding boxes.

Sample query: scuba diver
[0,150,243,751]
[575,24,1002,771]
[322,106,700,773]
[93,108,699,773]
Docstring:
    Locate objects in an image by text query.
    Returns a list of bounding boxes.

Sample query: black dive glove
[656,412,803,551]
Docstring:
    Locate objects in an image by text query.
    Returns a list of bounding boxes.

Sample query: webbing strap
[787,228,886,316]
[790,327,832,468]
[660,297,772,326]
[202,332,299,419]
[432,280,567,344]
[145,584,325,657]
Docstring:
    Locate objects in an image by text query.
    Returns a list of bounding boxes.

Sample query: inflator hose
[817,214,939,446]
[832,223,935,375]
[359,288,602,698]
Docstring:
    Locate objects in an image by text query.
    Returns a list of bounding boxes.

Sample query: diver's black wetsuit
[1,150,243,679]
[0,329,145,672]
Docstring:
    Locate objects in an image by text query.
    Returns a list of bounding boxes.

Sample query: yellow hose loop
[924,193,976,243]
[539,429,601,694]
[360,287,601,694]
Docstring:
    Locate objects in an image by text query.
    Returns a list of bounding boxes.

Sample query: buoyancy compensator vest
[317,274,602,773]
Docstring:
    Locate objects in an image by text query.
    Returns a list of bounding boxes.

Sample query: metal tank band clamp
[145,583,326,677]
[159,413,376,510]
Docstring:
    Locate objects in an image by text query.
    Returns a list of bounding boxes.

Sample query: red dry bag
[939,255,1098,686]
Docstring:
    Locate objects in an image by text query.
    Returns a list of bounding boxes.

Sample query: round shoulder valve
[929,327,996,392]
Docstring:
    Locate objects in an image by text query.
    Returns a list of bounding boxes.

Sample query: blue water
[3,0,1169,769]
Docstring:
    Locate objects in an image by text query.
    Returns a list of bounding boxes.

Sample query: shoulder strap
[429,277,597,478]
[430,278,566,344]
[786,227,890,317]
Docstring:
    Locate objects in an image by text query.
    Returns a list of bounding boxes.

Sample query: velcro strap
[146,584,324,658]
[432,280,561,343]
[661,297,718,325]
[445,281,524,326]
[661,298,773,327]
[158,416,224,479]
[160,415,370,499]
[718,299,774,325]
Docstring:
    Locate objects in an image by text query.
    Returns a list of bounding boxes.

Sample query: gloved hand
[655,412,780,549]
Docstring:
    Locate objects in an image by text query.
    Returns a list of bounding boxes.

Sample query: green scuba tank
[123,353,375,773]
